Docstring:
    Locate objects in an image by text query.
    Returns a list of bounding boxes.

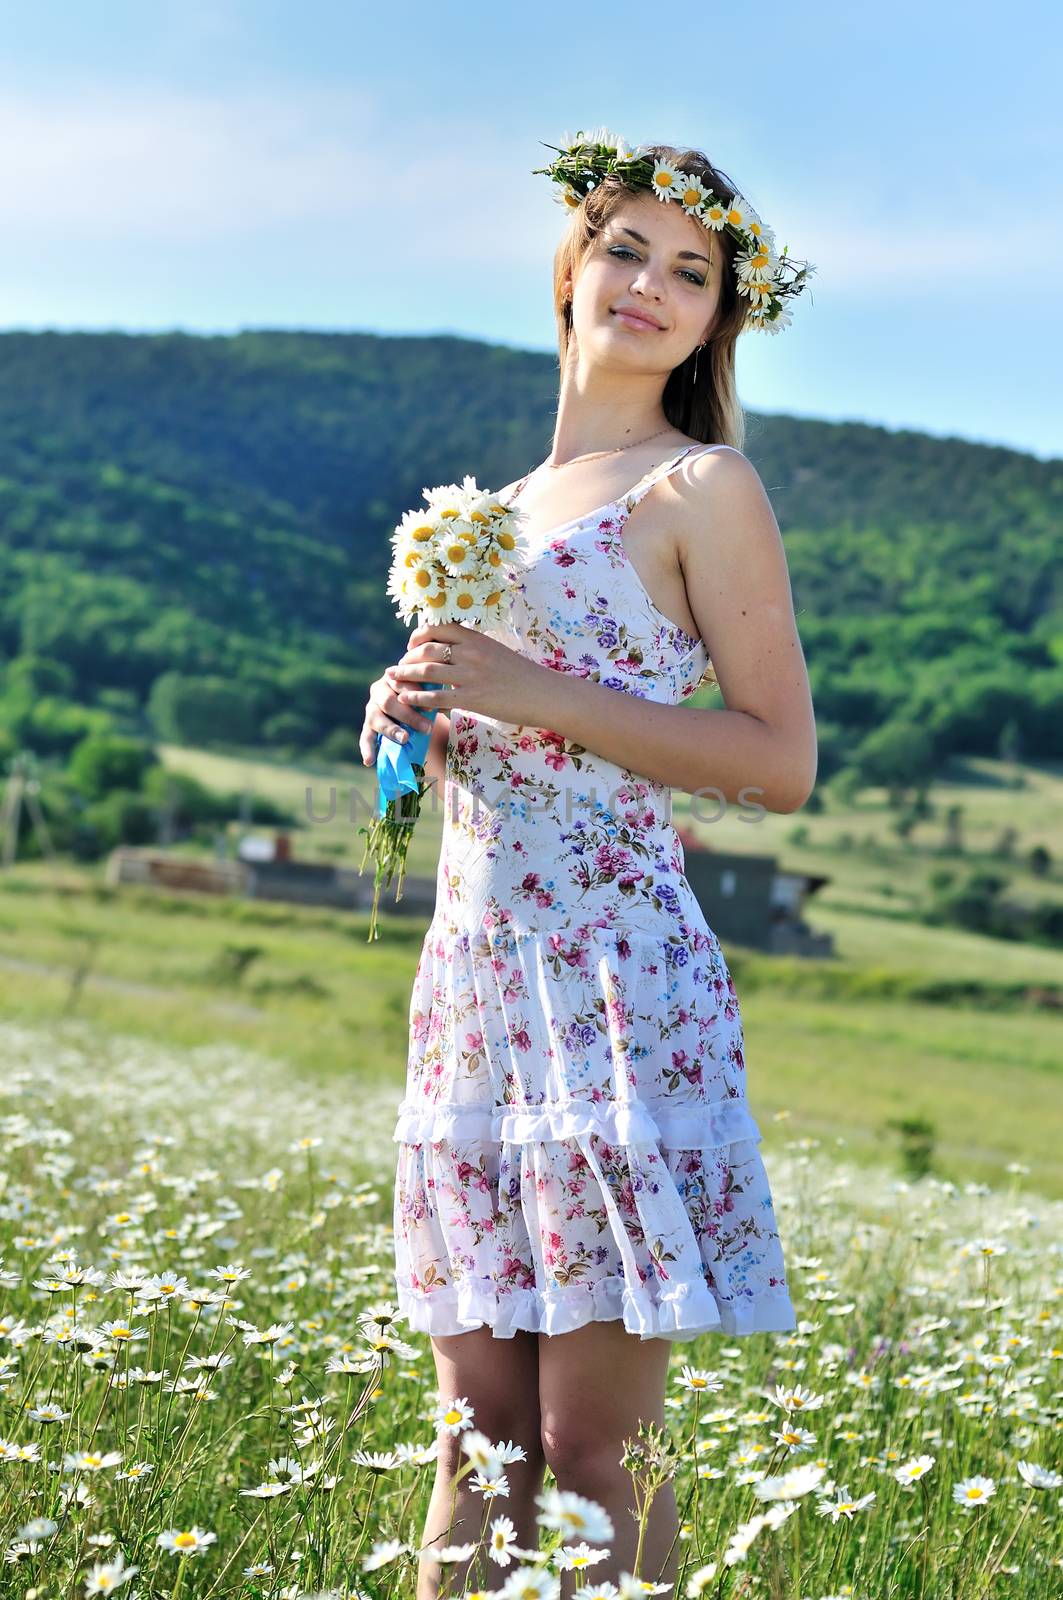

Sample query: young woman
[360,135,817,1597]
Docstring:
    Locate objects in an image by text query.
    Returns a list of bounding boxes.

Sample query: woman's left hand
[386,622,548,726]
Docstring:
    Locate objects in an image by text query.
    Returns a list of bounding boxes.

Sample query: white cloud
[0,86,553,263]
[0,87,378,236]
[793,210,1063,296]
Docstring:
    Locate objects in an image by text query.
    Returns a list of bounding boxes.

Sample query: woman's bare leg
[538,1319,676,1597]
[416,1325,546,1599]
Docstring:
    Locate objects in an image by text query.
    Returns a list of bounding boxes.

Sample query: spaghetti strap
[622,442,729,513]
[504,469,534,501]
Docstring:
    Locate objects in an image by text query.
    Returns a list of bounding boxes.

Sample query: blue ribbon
[374,681,443,816]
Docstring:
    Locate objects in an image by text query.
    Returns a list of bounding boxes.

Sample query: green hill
[1,327,1060,777]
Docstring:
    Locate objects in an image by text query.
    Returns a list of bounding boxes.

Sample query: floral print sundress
[392,442,798,1342]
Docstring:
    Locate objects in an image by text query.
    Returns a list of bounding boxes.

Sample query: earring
[693,341,706,384]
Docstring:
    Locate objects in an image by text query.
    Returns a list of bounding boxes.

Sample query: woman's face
[565,189,724,375]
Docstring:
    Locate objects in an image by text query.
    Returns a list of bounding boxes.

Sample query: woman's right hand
[359,665,436,766]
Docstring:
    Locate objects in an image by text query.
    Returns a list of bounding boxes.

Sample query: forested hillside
[1,328,1060,797]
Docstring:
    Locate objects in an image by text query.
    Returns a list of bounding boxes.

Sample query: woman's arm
[517,448,817,813]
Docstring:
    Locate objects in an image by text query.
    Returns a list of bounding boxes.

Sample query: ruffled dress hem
[392,1092,763,1148]
[392,1093,797,1344]
[394,1274,797,1343]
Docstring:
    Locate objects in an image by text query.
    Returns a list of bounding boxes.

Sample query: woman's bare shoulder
[677,444,782,561]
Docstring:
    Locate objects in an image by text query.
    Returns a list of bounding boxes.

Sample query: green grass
[1,847,1059,1198]
[0,1013,1058,1599]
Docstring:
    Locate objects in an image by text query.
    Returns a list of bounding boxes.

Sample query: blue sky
[2,1,1059,457]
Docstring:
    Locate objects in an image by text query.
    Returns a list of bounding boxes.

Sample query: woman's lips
[611,309,664,331]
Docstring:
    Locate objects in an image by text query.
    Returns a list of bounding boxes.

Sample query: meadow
[0,1011,1059,1598]
[0,749,1060,1595]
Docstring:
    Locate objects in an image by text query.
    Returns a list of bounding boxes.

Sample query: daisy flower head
[723,1512,770,1564]
[434,1394,476,1434]
[676,1365,725,1394]
[723,193,751,230]
[736,244,777,287]
[953,1474,996,1508]
[753,298,794,336]
[753,1461,827,1501]
[83,1551,139,1592]
[361,1536,408,1571]
[650,157,683,201]
[768,1382,826,1414]
[351,1448,401,1473]
[742,206,776,252]
[554,182,585,210]
[16,1518,58,1542]
[895,1454,936,1487]
[487,1513,522,1566]
[491,1566,556,1596]
[156,1526,217,1557]
[554,1538,609,1572]
[772,1422,817,1452]
[736,264,776,319]
[536,1485,614,1545]
[698,197,729,231]
[587,125,624,149]
[434,1540,478,1562]
[1017,1459,1062,1490]
[461,1428,505,1478]
[815,1485,876,1522]
[676,172,711,213]
[357,1297,402,1330]
[470,1468,510,1498]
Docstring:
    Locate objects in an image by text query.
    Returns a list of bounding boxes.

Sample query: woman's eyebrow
[615,224,710,267]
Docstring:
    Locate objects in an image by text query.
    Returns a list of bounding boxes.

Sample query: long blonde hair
[551,144,748,450]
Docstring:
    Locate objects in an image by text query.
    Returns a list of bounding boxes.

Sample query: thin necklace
[543,424,673,470]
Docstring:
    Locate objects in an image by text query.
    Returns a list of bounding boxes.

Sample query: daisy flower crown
[533,127,815,335]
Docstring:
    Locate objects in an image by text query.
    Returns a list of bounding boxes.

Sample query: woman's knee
[435,1409,544,1481]
[431,1328,543,1469]
[540,1412,627,1488]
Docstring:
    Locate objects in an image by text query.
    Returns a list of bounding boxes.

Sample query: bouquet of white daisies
[358,475,529,941]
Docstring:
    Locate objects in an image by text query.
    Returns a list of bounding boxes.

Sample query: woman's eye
[607,244,704,286]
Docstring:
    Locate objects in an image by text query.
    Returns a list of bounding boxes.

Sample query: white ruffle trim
[392,1093,763,1149]
[394,1273,797,1343]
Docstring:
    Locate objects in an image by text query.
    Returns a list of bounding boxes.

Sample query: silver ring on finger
[441,643,453,665]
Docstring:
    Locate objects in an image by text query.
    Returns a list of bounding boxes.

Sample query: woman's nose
[629,266,665,299]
